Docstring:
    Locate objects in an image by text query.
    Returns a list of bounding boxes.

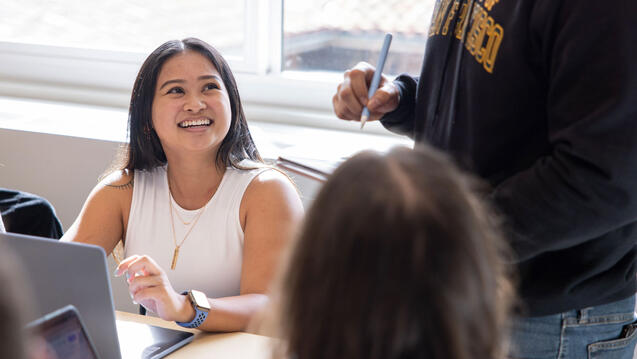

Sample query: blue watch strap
[176,291,209,328]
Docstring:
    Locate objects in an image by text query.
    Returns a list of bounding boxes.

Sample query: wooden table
[116,311,275,358]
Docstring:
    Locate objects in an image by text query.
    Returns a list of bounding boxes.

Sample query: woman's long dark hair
[274,145,514,359]
[122,37,261,172]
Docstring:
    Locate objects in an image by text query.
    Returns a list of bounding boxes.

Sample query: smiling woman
[61,38,304,333]
[124,39,258,172]
[151,51,232,164]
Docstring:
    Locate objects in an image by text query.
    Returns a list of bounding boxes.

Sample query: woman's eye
[203,83,219,91]
[166,87,184,94]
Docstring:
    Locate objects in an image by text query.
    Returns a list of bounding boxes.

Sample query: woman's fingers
[133,286,162,303]
[133,285,188,321]
[117,254,162,279]
[133,287,160,314]
[114,254,141,276]
[114,254,185,320]
[127,273,163,295]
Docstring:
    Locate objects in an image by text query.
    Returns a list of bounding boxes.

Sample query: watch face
[190,290,211,311]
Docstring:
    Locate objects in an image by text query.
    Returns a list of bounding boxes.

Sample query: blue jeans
[509,295,637,359]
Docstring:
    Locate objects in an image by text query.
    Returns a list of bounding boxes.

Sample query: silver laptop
[1,232,194,359]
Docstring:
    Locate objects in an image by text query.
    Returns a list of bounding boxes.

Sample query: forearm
[194,293,269,332]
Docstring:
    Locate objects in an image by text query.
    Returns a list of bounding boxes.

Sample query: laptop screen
[27,305,99,359]
[3,233,194,359]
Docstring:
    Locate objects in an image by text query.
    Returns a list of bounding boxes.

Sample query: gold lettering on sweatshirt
[454,2,470,40]
[483,0,500,11]
[430,0,504,74]
[442,0,461,36]
[429,0,454,36]
[466,4,488,56]
[482,22,503,73]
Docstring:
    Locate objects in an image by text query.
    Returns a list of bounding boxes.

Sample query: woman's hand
[115,255,195,323]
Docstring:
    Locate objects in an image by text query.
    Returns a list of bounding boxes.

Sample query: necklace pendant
[171,246,180,270]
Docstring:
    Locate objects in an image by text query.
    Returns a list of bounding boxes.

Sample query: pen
[360,33,393,129]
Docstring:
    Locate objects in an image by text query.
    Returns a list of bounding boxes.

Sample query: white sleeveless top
[0,214,5,233]
[124,162,269,298]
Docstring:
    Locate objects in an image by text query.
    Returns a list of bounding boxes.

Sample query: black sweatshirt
[381,0,637,316]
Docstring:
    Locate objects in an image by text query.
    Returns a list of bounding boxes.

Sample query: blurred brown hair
[273,145,514,359]
[0,243,30,359]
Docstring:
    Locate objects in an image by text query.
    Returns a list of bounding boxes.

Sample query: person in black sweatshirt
[332,0,637,358]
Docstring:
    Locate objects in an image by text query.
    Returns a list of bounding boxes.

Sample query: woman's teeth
[178,119,212,128]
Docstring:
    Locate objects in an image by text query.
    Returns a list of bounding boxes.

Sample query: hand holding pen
[332,33,399,126]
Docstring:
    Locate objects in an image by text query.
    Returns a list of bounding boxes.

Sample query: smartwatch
[176,290,210,328]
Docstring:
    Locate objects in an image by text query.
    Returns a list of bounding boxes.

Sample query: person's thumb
[368,83,399,114]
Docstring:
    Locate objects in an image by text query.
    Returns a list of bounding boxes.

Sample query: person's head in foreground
[0,244,30,359]
[274,145,514,359]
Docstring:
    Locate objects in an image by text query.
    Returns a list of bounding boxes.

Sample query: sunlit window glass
[284,0,434,75]
[0,0,244,57]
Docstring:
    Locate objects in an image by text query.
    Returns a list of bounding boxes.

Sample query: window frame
[0,0,403,135]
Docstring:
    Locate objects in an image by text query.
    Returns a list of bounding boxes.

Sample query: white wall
[0,128,142,312]
[0,129,121,229]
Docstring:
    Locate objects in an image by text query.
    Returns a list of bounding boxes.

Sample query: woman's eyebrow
[159,79,184,90]
[198,75,222,81]
[159,75,221,90]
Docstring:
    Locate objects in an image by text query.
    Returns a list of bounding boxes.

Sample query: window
[0,0,245,58]
[283,0,433,75]
[0,0,433,131]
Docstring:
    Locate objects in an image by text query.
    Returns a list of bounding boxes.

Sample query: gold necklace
[168,188,207,270]
[170,198,196,225]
